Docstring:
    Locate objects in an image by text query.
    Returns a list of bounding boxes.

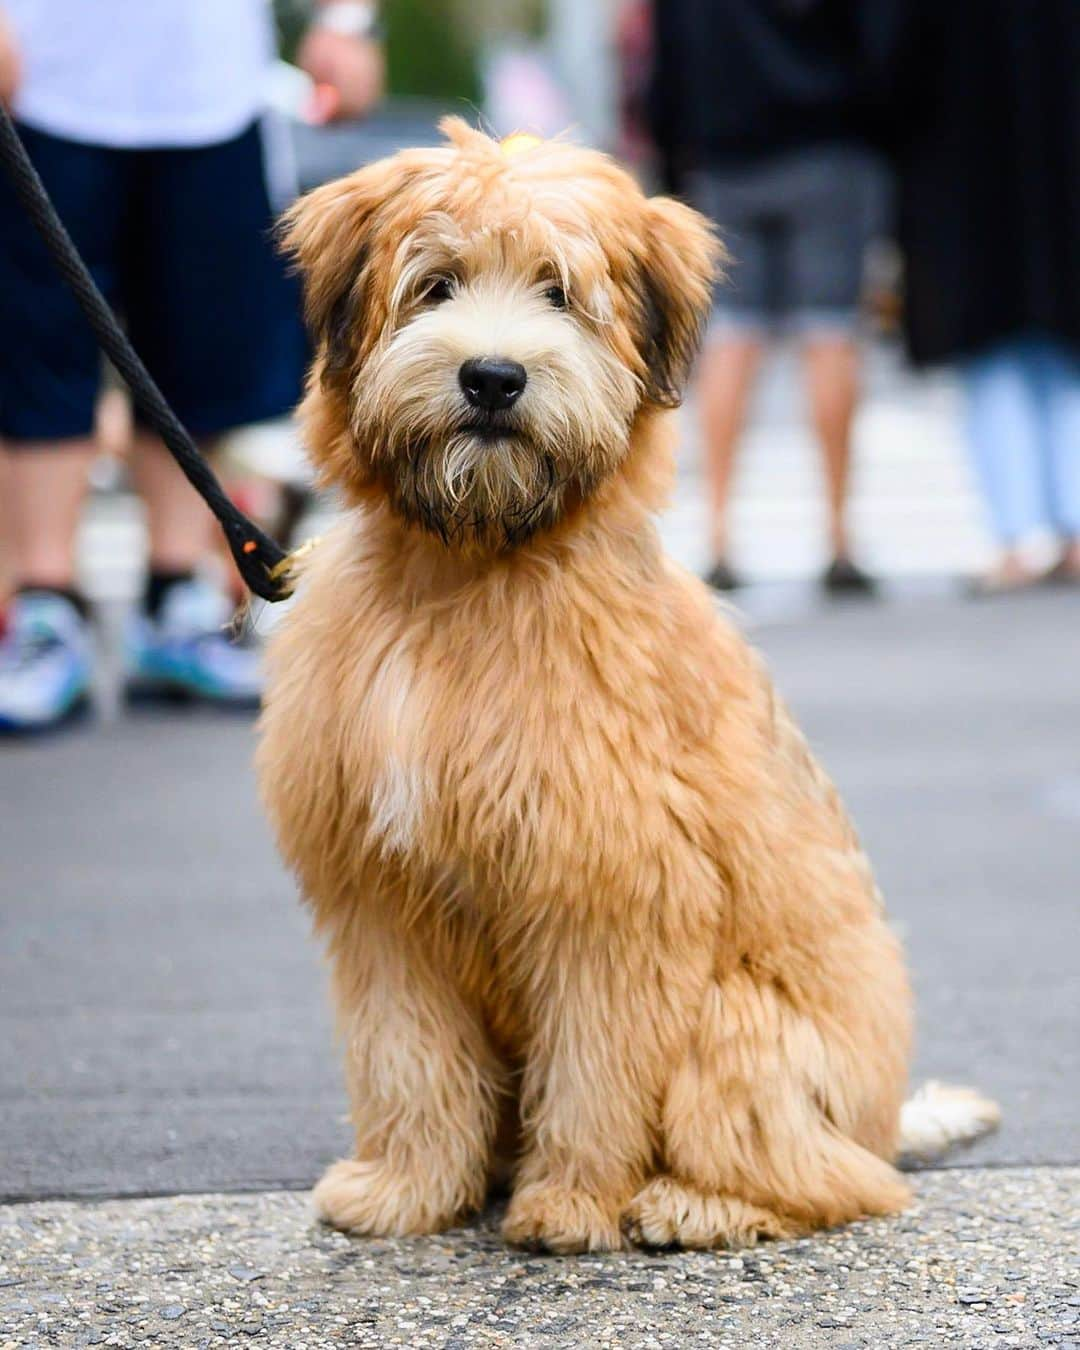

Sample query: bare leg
[802,334,860,560]
[0,451,12,604]
[129,432,214,573]
[698,335,764,565]
[3,440,95,588]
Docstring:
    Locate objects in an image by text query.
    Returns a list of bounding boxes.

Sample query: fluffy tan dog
[258,118,997,1253]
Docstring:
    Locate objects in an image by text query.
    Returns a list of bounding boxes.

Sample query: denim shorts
[685,143,888,337]
[0,120,307,442]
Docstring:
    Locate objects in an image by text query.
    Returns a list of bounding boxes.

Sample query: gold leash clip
[267,535,323,593]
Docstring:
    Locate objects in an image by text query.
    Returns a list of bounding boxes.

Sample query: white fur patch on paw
[899,1081,1001,1161]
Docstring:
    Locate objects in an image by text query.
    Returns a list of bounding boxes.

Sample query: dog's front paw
[622,1176,795,1250]
[502,1182,623,1253]
[313,1158,464,1237]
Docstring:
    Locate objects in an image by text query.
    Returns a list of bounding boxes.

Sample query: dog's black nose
[459,358,527,411]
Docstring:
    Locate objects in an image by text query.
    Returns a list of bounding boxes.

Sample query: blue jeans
[962,336,1080,545]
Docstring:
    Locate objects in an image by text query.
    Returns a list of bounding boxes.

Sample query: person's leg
[0,127,126,730]
[124,426,264,703]
[0,439,98,733]
[120,124,305,705]
[962,338,1045,589]
[129,432,214,575]
[681,166,773,587]
[785,145,883,591]
[801,333,859,562]
[3,441,95,590]
[698,332,765,572]
[1032,338,1080,580]
[0,123,124,596]
[0,450,11,609]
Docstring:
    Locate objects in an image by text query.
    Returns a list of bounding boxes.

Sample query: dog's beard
[351,309,639,548]
[378,423,582,549]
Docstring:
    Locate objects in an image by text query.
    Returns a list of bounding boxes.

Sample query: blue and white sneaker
[0,590,94,733]
[125,578,263,708]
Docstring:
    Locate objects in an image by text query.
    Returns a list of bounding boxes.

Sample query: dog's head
[282,117,720,551]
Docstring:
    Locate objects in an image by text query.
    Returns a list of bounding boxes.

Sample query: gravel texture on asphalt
[1,1167,1077,1349]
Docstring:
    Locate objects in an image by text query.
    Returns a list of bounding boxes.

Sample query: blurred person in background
[614,0,653,170]
[883,0,1080,595]
[0,0,383,733]
[648,0,884,595]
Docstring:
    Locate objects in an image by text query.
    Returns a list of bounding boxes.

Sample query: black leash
[0,104,295,602]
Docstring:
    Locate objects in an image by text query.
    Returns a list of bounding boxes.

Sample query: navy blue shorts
[0,121,307,442]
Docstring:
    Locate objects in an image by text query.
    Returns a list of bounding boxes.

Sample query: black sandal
[704,559,742,592]
[822,557,878,597]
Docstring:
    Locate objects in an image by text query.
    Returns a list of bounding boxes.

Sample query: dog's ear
[278,163,396,379]
[635,196,724,408]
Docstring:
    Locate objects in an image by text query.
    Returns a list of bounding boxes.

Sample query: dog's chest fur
[262,515,732,939]
[357,616,563,870]
[364,644,431,855]
[337,571,658,900]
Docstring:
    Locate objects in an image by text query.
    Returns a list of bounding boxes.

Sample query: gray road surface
[2,588,1077,1204]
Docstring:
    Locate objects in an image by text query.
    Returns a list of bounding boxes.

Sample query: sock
[143,569,194,621]
[17,584,90,621]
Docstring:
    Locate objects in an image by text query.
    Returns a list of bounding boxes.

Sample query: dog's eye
[544,285,568,310]
[424,277,454,303]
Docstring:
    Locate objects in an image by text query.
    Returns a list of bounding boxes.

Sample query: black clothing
[882,0,1080,365]
[648,0,883,178]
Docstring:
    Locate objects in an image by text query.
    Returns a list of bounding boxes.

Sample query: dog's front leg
[313,902,503,1237]
[502,921,661,1253]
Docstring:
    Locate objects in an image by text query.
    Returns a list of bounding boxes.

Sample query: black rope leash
[0,104,296,602]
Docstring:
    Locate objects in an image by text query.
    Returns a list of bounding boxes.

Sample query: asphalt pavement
[2,585,1078,1347]
[4,1169,1078,1348]
[4,587,1079,1201]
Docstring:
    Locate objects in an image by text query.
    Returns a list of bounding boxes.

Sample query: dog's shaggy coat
[258,119,996,1252]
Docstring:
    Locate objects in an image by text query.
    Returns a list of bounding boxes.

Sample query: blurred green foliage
[384,0,481,104]
[272,0,483,104]
[273,0,310,62]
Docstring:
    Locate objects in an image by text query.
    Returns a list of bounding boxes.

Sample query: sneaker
[0,590,93,733]
[821,557,878,597]
[125,578,263,708]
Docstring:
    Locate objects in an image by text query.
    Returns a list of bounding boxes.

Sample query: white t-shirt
[6,0,274,147]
